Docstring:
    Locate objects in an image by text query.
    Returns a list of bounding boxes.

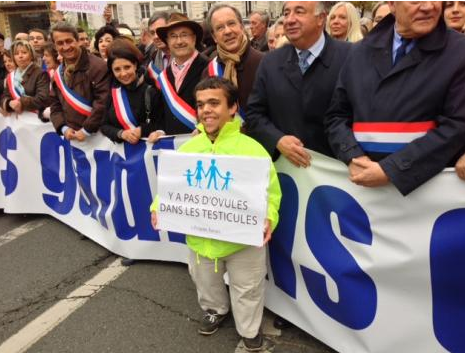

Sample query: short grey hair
[282,1,327,16]
[250,10,270,27]
[148,11,170,27]
[206,4,243,34]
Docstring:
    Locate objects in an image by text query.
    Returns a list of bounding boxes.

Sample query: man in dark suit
[246,1,351,166]
[325,2,465,196]
[245,1,351,330]
[151,13,209,138]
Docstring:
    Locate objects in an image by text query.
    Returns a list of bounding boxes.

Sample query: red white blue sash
[54,64,92,117]
[157,69,197,130]
[6,72,21,100]
[353,121,436,153]
[147,60,161,85]
[207,57,224,77]
[111,86,138,130]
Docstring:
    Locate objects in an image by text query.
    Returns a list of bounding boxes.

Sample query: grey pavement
[0,212,336,353]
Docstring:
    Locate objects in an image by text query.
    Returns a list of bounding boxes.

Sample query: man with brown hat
[150,12,209,138]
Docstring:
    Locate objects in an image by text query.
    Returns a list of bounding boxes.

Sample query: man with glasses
[150,13,208,137]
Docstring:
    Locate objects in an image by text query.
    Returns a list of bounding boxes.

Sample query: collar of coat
[215,42,255,71]
[64,48,91,73]
[281,32,342,69]
[365,13,447,53]
[196,116,241,141]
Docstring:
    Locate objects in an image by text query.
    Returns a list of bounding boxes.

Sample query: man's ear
[211,32,219,44]
[229,102,238,117]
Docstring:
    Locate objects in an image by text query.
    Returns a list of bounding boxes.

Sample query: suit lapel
[281,46,302,91]
[386,46,423,78]
[372,46,392,79]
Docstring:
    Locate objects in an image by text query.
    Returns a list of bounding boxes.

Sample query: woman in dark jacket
[101,38,159,144]
[1,40,49,115]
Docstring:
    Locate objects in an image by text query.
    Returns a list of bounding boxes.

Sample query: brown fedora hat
[156,12,203,47]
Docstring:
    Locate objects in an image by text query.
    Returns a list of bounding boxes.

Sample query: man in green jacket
[151,77,281,351]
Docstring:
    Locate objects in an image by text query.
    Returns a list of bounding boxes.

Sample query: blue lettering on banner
[93,142,159,241]
[72,147,99,220]
[430,208,465,353]
[41,132,76,214]
[151,138,186,244]
[0,128,18,195]
[268,173,298,298]
[301,185,377,330]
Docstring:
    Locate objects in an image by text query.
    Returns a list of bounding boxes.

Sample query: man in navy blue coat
[325,2,465,196]
[244,1,351,330]
[245,1,351,167]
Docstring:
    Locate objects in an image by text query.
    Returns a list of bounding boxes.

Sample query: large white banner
[157,150,270,246]
[0,114,464,353]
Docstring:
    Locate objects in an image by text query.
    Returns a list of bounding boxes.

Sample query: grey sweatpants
[188,245,267,338]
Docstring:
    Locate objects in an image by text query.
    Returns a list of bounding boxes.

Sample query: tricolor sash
[353,121,436,153]
[6,72,21,100]
[207,57,224,77]
[111,86,138,130]
[54,64,92,117]
[147,61,161,84]
[157,69,197,131]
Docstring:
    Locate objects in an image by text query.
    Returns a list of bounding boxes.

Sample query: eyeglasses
[168,33,194,41]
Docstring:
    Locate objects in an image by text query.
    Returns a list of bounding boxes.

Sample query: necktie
[393,38,412,66]
[298,50,311,74]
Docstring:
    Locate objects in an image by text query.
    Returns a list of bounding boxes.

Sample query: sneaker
[198,309,227,335]
[243,333,264,352]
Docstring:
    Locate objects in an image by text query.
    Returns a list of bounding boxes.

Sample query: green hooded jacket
[150,117,282,260]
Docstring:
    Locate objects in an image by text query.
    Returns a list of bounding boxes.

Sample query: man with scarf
[151,13,209,137]
[202,4,263,118]
[50,22,110,141]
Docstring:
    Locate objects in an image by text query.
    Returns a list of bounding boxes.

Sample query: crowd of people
[0,1,465,351]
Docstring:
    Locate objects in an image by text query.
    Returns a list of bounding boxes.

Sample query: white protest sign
[56,1,107,15]
[157,150,270,246]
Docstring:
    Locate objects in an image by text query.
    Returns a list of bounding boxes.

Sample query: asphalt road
[0,212,336,353]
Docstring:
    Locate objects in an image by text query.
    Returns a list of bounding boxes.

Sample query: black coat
[325,15,465,195]
[152,54,209,135]
[245,34,351,159]
[100,77,157,143]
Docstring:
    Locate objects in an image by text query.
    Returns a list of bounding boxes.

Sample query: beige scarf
[64,48,83,85]
[216,34,248,87]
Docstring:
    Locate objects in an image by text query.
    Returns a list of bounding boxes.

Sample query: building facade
[0,1,284,39]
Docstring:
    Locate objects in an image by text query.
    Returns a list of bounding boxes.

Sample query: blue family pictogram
[185,159,233,191]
